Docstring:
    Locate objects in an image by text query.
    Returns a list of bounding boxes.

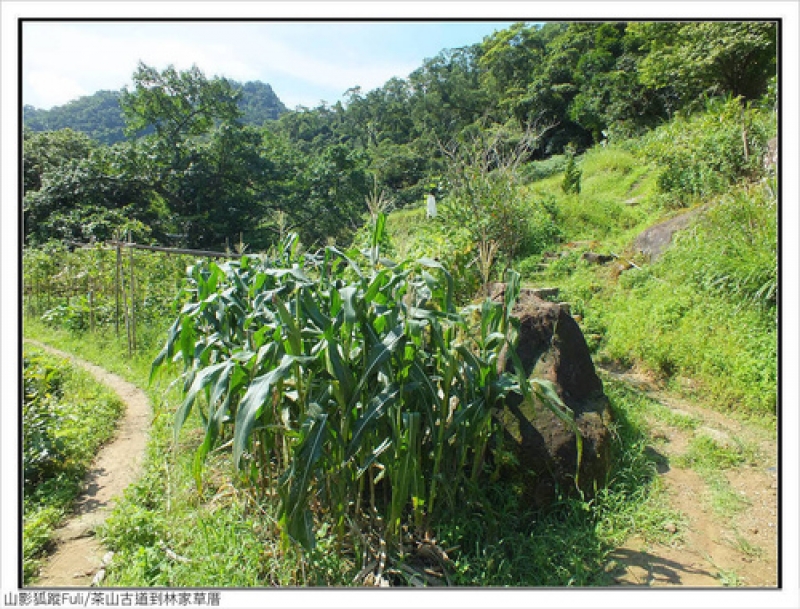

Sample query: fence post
[129,232,137,353]
[116,242,122,339]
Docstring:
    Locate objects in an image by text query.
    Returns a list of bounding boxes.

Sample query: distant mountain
[24,90,130,145]
[23,80,289,145]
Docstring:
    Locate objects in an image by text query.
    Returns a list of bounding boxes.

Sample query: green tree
[634,22,777,111]
[23,128,96,193]
[120,62,243,143]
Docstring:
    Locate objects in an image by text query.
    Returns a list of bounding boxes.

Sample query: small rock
[91,568,105,586]
[663,522,678,534]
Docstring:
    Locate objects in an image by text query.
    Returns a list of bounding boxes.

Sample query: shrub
[561,149,582,195]
[23,353,67,486]
[627,96,775,206]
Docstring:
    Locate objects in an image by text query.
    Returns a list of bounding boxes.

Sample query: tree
[439,122,546,285]
[120,62,242,145]
[634,22,777,111]
[23,142,162,245]
[23,128,96,193]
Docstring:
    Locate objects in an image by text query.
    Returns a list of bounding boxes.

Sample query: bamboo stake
[129,231,137,353]
[89,286,95,333]
[116,241,123,340]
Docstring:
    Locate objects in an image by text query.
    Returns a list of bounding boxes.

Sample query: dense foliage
[152,225,574,550]
[22,21,776,252]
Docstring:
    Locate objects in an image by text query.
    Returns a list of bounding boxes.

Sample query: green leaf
[356,437,393,478]
[345,384,400,461]
[324,338,355,404]
[339,286,360,324]
[273,295,302,356]
[282,412,329,550]
[174,361,232,441]
[232,355,296,468]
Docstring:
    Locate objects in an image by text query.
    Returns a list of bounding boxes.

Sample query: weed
[674,435,744,471]
[730,532,765,560]
[22,347,125,583]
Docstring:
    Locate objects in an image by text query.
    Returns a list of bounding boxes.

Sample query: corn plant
[153,215,575,551]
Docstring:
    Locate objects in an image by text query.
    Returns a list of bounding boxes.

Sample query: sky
[22,20,521,111]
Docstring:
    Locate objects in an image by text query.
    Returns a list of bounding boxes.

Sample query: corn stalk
[153,216,572,552]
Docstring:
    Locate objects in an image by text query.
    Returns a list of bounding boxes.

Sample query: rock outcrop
[633,206,705,261]
[494,288,612,508]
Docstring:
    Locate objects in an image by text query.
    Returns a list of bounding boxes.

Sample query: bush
[561,150,582,195]
[520,154,567,183]
[627,96,775,206]
[23,353,67,486]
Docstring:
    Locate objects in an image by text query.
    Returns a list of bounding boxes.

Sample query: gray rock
[633,207,706,261]
[495,291,612,508]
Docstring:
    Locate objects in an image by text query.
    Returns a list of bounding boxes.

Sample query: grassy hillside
[390,98,778,419]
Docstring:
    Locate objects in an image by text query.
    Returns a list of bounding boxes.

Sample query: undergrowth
[22,346,125,583]
[23,316,674,587]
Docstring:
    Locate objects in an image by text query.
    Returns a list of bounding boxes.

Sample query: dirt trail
[25,340,152,588]
[602,367,778,587]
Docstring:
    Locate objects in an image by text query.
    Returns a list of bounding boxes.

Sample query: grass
[523,178,778,420]
[22,345,125,583]
[510,102,777,422]
[24,311,679,587]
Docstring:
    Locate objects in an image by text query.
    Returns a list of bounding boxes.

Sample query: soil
[601,366,779,587]
[24,340,152,588]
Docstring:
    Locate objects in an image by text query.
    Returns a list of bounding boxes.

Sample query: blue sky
[22,20,521,110]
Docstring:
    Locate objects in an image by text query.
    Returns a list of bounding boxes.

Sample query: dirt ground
[24,340,152,588]
[602,367,779,587]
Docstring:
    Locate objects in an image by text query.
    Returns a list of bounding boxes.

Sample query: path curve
[599,365,778,587]
[25,340,152,587]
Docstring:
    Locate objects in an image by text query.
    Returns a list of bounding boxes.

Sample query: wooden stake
[116,242,123,340]
[129,231,137,353]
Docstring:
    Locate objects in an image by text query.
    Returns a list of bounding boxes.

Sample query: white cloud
[20,21,495,110]
[25,71,87,109]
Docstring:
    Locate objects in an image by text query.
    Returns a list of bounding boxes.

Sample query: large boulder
[494,287,612,508]
[633,207,706,261]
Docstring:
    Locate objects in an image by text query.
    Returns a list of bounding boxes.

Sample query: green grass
[24,314,677,587]
[23,346,125,583]
[510,103,778,422]
[522,178,777,419]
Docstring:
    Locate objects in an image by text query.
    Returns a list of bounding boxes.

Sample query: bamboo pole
[129,231,137,353]
[89,286,95,332]
[115,242,122,338]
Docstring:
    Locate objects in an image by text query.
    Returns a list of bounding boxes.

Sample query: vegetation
[21,19,778,588]
[23,318,681,587]
[22,21,776,250]
[22,347,125,582]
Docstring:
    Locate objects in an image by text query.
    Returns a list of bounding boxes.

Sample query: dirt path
[25,340,152,588]
[601,367,778,587]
